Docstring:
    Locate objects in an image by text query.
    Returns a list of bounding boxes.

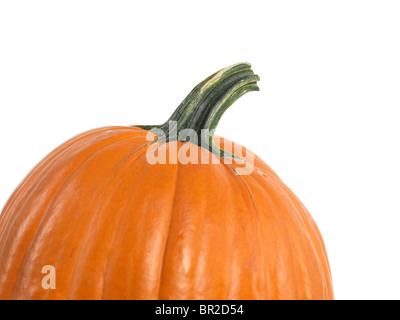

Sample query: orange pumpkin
[0,63,333,299]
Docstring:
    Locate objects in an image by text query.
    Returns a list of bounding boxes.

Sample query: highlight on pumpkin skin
[143,121,255,175]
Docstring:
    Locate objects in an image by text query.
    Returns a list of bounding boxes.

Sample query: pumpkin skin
[0,63,333,300]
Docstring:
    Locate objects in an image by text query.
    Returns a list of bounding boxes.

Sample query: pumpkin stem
[138,62,260,158]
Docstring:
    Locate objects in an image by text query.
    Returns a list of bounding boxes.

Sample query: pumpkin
[0,63,333,300]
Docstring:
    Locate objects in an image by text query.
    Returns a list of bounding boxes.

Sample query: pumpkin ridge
[276,183,330,299]
[97,142,181,299]
[156,143,182,299]
[0,128,134,298]
[0,128,142,238]
[283,185,333,280]
[241,170,301,299]
[226,163,267,298]
[8,133,146,299]
[265,175,331,299]
[1,131,140,245]
[276,181,334,299]
[0,131,145,284]
[247,169,333,299]
[65,139,154,299]
[155,155,252,298]
[0,127,122,233]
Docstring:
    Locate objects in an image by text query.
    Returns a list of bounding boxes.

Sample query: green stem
[137,62,260,158]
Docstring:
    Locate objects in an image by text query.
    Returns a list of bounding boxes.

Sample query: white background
[1,1,399,300]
